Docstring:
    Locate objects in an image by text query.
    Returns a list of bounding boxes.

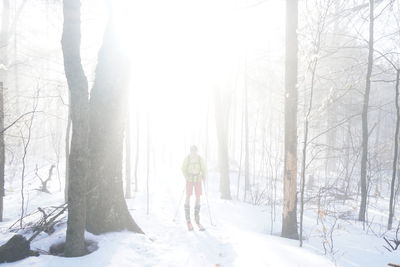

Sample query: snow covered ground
[0,169,398,266]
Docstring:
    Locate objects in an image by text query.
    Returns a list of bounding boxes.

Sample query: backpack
[186,156,202,177]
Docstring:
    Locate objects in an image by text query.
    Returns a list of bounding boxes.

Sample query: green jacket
[181,154,206,182]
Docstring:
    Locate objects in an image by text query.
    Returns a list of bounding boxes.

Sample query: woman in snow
[181,145,206,231]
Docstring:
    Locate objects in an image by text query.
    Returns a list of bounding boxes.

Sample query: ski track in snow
[124,176,335,267]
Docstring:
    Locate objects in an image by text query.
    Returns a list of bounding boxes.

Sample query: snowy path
[0,174,335,267]
[127,176,335,267]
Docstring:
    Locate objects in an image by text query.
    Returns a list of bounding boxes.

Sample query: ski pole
[203,180,215,226]
[173,186,185,222]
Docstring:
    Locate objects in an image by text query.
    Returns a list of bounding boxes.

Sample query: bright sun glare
[99,0,285,166]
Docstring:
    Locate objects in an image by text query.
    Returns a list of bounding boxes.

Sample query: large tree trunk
[388,70,400,230]
[359,0,374,222]
[215,88,232,200]
[0,0,10,223]
[86,18,143,235]
[61,0,89,257]
[64,104,71,203]
[281,0,299,240]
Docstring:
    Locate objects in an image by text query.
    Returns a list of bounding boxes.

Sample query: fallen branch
[383,225,400,252]
[28,204,67,242]
[0,204,68,262]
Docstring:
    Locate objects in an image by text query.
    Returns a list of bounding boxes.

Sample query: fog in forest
[0,0,399,266]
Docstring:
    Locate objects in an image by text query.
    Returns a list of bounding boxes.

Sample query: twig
[28,204,67,242]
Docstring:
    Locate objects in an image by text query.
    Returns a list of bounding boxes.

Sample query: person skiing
[181,145,206,231]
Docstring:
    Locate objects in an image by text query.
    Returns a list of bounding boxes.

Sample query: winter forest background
[0,0,400,266]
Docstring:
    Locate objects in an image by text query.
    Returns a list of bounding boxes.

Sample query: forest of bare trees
[0,0,399,266]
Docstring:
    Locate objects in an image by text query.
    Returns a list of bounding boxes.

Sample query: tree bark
[281,0,299,240]
[65,102,71,203]
[359,0,374,222]
[125,115,131,199]
[236,90,245,200]
[300,58,317,247]
[388,70,400,230]
[61,0,89,257]
[244,59,250,198]
[214,88,232,200]
[0,0,10,223]
[0,82,4,222]
[146,115,150,215]
[134,115,139,192]
[86,18,143,235]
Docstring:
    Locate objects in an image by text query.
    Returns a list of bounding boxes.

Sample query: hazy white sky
[112,0,284,168]
[73,0,286,172]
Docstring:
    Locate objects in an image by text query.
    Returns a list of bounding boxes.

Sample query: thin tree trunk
[0,0,9,88]
[62,0,89,257]
[236,92,245,200]
[20,92,38,228]
[214,89,232,200]
[0,82,4,222]
[359,0,374,222]
[125,115,131,199]
[86,17,143,235]
[281,0,299,240]
[388,70,400,230]
[252,110,259,188]
[344,120,351,199]
[244,58,250,199]
[146,115,150,215]
[300,59,317,247]
[0,0,9,222]
[13,0,19,115]
[205,97,210,190]
[134,114,139,192]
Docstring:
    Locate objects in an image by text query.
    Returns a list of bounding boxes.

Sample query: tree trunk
[300,58,317,247]
[359,0,374,222]
[236,92,244,200]
[61,0,89,257]
[64,102,71,203]
[86,18,143,235]
[281,0,299,240]
[244,58,250,198]
[13,1,19,115]
[134,115,139,192]
[125,115,131,199]
[214,89,232,200]
[388,70,400,230]
[0,0,9,223]
[146,115,150,215]
[0,82,4,222]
